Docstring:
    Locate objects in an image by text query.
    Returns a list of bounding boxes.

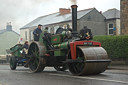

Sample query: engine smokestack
[71,5,78,37]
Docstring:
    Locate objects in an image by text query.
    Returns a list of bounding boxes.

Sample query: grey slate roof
[0,29,6,34]
[103,8,120,19]
[21,8,94,29]
[0,29,19,35]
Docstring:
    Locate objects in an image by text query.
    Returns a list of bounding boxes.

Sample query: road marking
[0,83,8,85]
[50,73,128,84]
[11,70,29,73]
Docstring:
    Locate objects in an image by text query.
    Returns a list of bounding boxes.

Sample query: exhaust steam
[69,0,77,5]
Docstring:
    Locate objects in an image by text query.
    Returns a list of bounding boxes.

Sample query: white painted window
[108,24,114,35]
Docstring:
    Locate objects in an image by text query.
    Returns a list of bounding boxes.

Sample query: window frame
[108,23,114,35]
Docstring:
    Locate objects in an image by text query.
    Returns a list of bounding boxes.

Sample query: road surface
[0,65,128,85]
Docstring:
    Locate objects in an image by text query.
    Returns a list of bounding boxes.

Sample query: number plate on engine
[84,42,93,45]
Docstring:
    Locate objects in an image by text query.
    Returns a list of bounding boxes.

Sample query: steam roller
[26,5,111,76]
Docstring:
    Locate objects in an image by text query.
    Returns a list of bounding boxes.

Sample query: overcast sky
[0,0,120,33]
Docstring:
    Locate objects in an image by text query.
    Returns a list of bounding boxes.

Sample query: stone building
[20,8,106,42]
[0,23,19,61]
[103,8,120,35]
[121,0,128,35]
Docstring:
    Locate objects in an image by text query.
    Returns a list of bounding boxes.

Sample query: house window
[25,31,27,40]
[87,15,91,21]
[108,24,114,35]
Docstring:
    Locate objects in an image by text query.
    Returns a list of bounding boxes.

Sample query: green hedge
[93,35,128,59]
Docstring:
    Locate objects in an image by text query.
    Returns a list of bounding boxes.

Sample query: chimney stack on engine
[71,5,78,37]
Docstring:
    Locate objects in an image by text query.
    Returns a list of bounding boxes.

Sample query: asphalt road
[0,65,128,85]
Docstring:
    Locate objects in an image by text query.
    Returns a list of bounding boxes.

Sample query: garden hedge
[93,35,128,59]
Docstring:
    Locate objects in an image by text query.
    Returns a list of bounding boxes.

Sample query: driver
[33,24,42,41]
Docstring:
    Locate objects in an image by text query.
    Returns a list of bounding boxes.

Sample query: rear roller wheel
[28,42,46,73]
[10,56,17,70]
[68,46,110,76]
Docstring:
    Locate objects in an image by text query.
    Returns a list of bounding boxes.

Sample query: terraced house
[20,7,120,42]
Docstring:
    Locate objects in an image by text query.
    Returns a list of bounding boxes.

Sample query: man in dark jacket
[33,24,42,41]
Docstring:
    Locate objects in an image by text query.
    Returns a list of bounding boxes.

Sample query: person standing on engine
[43,27,49,33]
[33,24,42,41]
[67,24,72,32]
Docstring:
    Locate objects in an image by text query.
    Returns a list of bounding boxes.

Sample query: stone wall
[121,0,128,34]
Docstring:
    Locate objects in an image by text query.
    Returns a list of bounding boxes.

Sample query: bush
[93,35,128,59]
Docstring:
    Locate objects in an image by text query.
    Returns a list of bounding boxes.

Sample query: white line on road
[50,73,128,84]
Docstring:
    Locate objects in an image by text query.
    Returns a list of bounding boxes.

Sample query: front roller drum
[68,46,110,76]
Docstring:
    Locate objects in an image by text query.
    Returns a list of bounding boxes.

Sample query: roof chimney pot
[59,8,71,15]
